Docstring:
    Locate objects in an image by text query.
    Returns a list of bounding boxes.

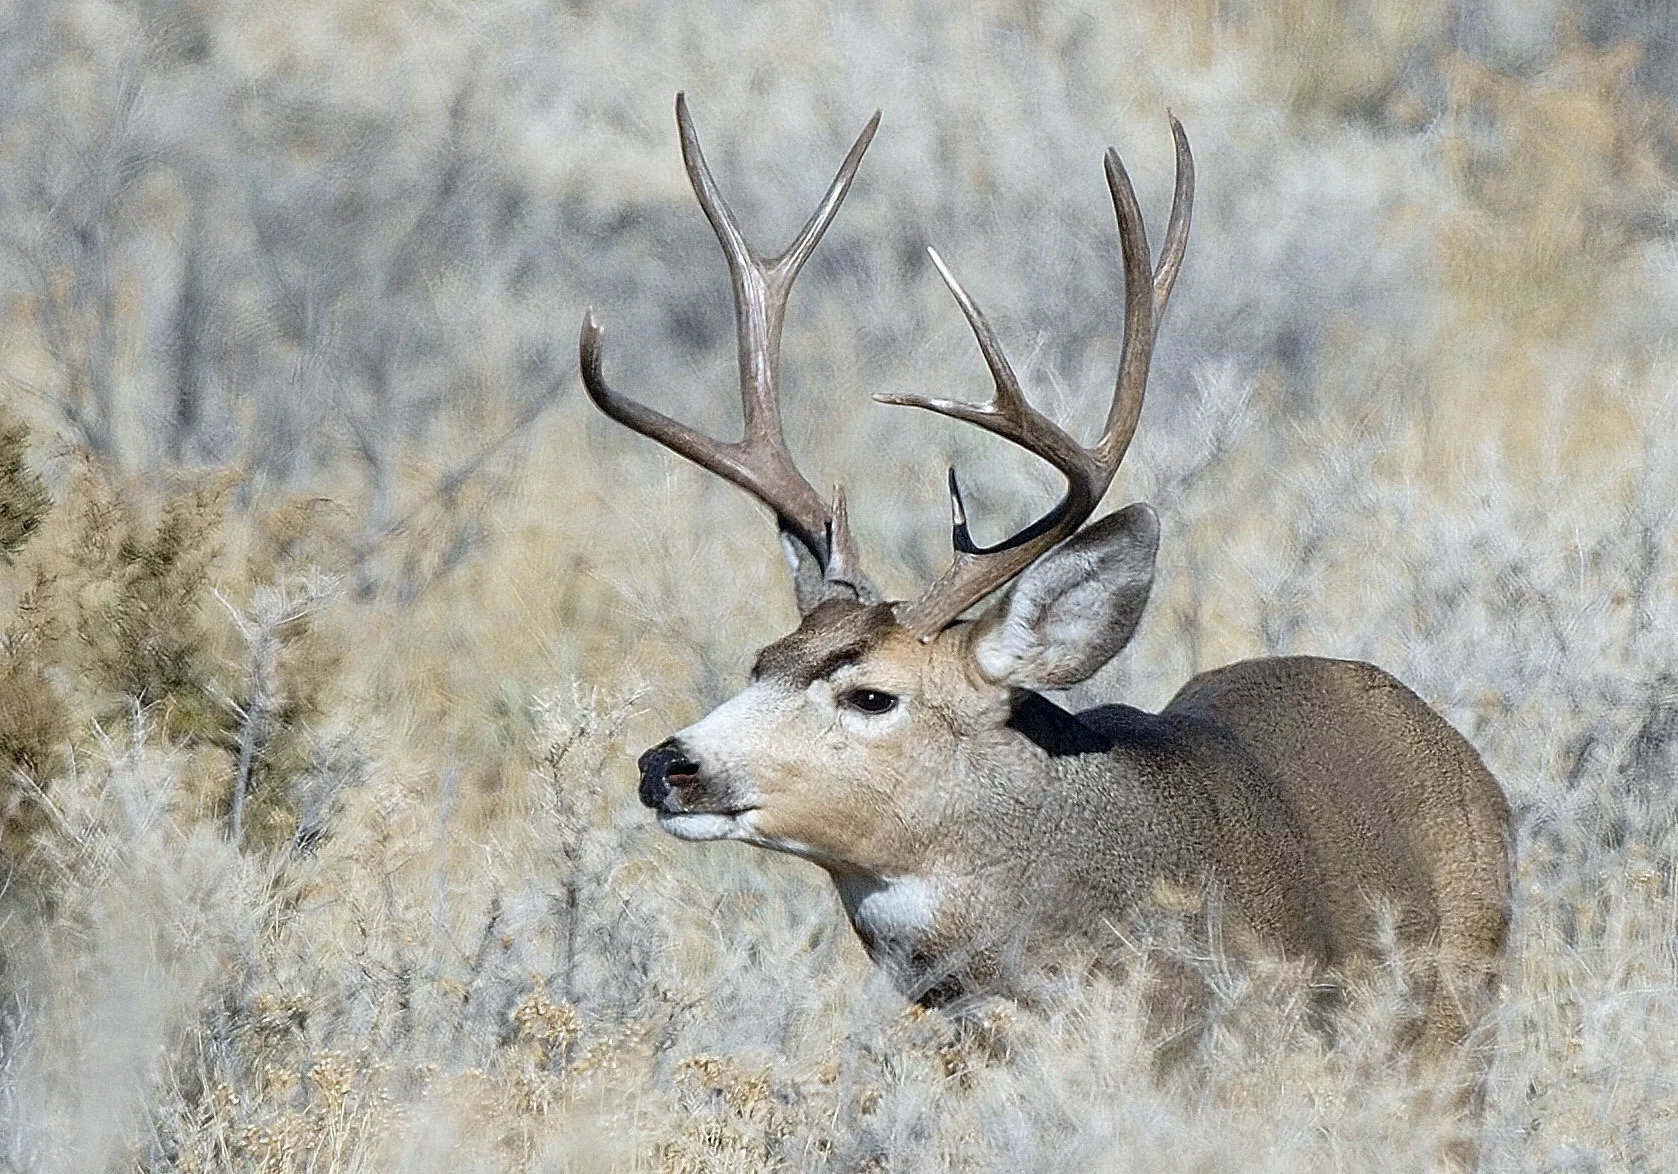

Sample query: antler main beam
[580,93,879,589]
[884,117,1194,639]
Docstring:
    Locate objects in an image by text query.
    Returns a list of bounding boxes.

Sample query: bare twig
[214,574,340,847]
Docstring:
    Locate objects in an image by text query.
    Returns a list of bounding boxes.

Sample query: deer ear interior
[970,503,1159,690]
[781,527,866,614]
[780,528,829,615]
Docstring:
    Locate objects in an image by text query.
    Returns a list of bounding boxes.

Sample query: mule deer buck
[581,95,1512,1069]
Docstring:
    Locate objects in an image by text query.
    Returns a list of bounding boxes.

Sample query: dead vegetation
[0,1,1676,1170]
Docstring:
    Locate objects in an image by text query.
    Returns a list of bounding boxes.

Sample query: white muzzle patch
[656,811,751,842]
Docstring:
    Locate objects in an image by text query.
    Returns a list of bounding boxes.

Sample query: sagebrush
[1,1,1676,1171]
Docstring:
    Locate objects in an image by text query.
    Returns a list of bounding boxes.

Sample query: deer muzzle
[637,740,701,810]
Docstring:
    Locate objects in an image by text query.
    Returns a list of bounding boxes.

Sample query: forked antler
[881,117,1194,638]
[580,93,879,603]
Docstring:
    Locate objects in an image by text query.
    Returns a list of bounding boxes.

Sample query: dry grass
[2,1,1677,1170]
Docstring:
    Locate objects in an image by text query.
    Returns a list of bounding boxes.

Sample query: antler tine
[1151,114,1195,321]
[888,119,1193,639]
[1095,140,1158,468]
[580,94,879,588]
[777,112,881,281]
[824,483,865,591]
[876,249,1092,480]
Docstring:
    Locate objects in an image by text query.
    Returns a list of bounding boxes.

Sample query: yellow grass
[2,1,1677,1170]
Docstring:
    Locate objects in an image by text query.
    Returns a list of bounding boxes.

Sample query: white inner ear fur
[972,503,1160,691]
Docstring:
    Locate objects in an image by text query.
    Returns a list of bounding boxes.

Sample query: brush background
[1,0,1677,1170]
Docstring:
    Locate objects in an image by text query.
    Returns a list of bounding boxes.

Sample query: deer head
[580,93,1191,880]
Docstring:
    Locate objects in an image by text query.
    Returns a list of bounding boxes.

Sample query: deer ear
[969,503,1158,690]
[780,527,829,614]
[780,525,869,614]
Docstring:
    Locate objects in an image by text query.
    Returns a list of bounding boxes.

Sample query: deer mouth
[657,808,758,841]
[638,740,760,837]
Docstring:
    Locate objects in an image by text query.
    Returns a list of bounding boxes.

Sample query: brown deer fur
[583,99,1513,1136]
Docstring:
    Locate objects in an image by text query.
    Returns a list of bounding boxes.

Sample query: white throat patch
[834,874,938,953]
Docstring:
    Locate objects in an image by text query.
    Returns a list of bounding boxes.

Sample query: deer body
[655,589,1510,1032]
[584,96,1511,1059]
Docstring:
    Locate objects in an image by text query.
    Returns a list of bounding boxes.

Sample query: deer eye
[840,688,898,715]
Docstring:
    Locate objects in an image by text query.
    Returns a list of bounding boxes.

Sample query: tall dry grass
[1,0,1677,1170]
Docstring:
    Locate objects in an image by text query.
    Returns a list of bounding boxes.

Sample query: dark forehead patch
[751,600,900,687]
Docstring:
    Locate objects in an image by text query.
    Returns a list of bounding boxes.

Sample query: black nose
[637,741,700,809]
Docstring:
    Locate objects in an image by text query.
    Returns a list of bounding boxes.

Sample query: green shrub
[0,409,49,559]
[0,575,68,858]
[63,464,232,744]
[0,414,64,860]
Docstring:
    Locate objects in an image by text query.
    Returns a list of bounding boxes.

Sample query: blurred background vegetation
[2,0,1678,1170]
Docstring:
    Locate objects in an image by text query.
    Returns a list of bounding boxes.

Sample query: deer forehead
[749,599,915,687]
[753,600,995,707]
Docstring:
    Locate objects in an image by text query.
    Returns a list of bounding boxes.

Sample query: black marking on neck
[1006,691,1116,756]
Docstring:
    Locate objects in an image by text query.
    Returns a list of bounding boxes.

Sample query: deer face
[638,600,964,873]
[636,506,1160,877]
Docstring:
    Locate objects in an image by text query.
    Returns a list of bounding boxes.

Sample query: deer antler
[881,117,1193,639]
[580,93,880,606]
